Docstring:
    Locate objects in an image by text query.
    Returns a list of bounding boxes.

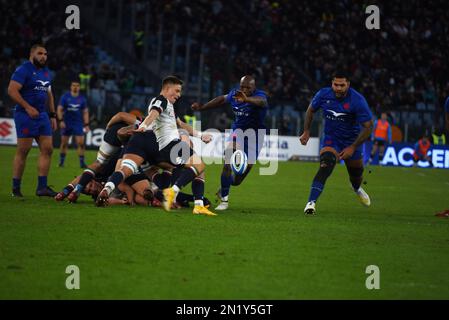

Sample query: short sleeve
[225,89,236,104]
[355,96,373,124]
[148,95,167,114]
[81,96,87,110]
[310,89,323,111]
[11,65,28,85]
[58,94,67,107]
[253,90,268,106]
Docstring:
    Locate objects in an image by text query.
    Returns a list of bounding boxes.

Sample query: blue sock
[12,178,21,190]
[63,184,74,195]
[308,181,324,203]
[59,153,66,165]
[37,176,47,190]
[220,172,234,198]
[79,155,85,166]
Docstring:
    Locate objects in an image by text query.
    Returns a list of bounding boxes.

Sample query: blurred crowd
[1,0,448,138]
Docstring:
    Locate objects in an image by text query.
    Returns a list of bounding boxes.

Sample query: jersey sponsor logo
[326,110,348,121]
[68,104,81,111]
[33,80,50,91]
[327,110,347,118]
[36,80,50,86]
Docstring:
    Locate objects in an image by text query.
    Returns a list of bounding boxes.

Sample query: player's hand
[84,125,90,133]
[191,102,202,111]
[201,133,213,143]
[133,126,146,133]
[26,106,39,119]
[299,131,310,145]
[339,145,355,160]
[59,121,66,129]
[234,90,247,103]
[50,118,57,131]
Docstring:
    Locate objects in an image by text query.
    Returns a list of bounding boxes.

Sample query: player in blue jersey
[57,80,90,168]
[191,75,268,210]
[299,71,374,215]
[8,44,58,197]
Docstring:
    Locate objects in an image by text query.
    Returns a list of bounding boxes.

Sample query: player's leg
[216,140,237,210]
[12,137,33,197]
[161,141,215,215]
[378,143,386,164]
[304,147,338,215]
[35,135,57,196]
[75,135,87,168]
[369,140,378,164]
[59,135,70,167]
[96,153,144,206]
[345,158,371,207]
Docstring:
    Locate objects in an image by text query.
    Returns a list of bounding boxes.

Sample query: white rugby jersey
[148,95,180,150]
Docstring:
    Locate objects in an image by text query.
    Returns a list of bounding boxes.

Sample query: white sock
[172,185,180,194]
[221,195,229,202]
[194,199,204,207]
[104,182,115,194]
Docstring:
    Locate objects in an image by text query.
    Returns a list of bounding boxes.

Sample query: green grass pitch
[0,145,448,299]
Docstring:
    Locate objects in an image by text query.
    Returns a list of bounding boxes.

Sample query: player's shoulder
[349,88,367,101]
[14,61,32,73]
[149,95,168,110]
[316,87,333,97]
[253,89,267,97]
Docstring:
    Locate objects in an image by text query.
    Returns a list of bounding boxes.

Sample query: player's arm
[83,108,90,132]
[339,120,373,160]
[299,105,315,145]
[134,109,160,132]
[350,120,373,149]
[47,88,57,130]
[176,117,212,143]
[191,95,227,111]
[7,80,39,118]
[57,104,65,129]
[234,91,267,107]
[106,112,137,128]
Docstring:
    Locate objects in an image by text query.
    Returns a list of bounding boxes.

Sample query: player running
[191,75,268,211]
[8,43,58,197]
[57,79,90,168]
[368,112,392,165]
[96,76,215,216]
[299,71,374,215]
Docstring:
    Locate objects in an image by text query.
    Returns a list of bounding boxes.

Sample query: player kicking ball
[299,70,374,215]
[192,75,268,211]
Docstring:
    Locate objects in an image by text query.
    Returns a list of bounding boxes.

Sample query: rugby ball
[230,150,248,175]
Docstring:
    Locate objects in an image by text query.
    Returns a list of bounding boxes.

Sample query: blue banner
[364,142,449,169]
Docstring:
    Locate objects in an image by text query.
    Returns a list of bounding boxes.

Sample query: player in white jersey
[96,76,215,216]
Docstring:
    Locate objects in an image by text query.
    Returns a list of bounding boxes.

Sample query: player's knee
[320,151,337,169]
[315,152,336,183]
[42,144,53,156]
[16,145,31,157]
[223,163,232,175]
[121,159,139,176]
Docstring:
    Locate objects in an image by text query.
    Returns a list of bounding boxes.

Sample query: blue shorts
[226,127,266,163]
[61,123,84,136]
[321,135,363,160]
[14,111,52,138]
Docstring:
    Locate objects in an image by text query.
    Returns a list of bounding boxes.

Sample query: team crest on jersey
[343,103,350,110]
